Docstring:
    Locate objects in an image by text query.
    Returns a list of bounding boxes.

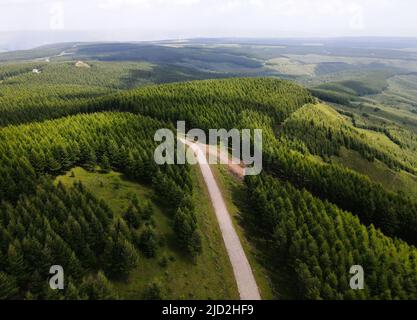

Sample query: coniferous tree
[0,272,18,299]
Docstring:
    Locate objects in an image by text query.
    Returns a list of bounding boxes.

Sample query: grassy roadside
[55,166,239,299]
[210,165,275,300]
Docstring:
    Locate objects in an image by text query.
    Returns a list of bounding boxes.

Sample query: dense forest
[1,62,417,300]
[245,174,417,299]
[0,113,199,299]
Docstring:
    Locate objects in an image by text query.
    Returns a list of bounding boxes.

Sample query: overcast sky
[1,0,416,39]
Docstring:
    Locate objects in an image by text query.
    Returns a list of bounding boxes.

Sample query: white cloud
[98,0,200,9]
[49,1,65,30]
[0,0,415,37]
[348,3,364,30]
[98,0,150,10]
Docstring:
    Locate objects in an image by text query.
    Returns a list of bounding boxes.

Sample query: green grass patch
[332,147,417,197]
[55,166,238,299]
[210,165,276,300]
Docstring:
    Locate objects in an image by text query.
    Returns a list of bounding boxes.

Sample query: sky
[0,0,417,41]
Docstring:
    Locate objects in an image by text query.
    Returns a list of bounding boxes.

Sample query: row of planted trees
[245,174,417,300]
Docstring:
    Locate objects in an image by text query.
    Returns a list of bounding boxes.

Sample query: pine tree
[84,149,97,172]
[188,230,202,259]
[65,280,81,300]
[80,272,117,300]
[104,237,138,279]
[139,227,158,258]
[142,281,163,300]
[142,201,154,221]
[100,155,111,173]
[7,243,27,287]
[0,272,18,299]
[123,205,141,229]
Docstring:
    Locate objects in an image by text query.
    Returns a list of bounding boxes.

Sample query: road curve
[180,138,261,300]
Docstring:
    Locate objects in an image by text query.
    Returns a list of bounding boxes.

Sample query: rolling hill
[1,41,417,300]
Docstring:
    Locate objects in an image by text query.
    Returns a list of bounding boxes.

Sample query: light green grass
[332,148,417,197]
[56,166,238,300]
[266,57,316,76]
[289,103,417,173]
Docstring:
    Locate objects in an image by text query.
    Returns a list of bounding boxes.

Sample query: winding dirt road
[180,138,261,300]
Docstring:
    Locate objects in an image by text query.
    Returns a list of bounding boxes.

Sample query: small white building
[32,69,41,74]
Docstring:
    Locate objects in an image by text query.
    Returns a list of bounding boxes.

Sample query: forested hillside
[1,57,417,300]
[0,61,230,127]
[0,113,200,299]
[246,174,417,299]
